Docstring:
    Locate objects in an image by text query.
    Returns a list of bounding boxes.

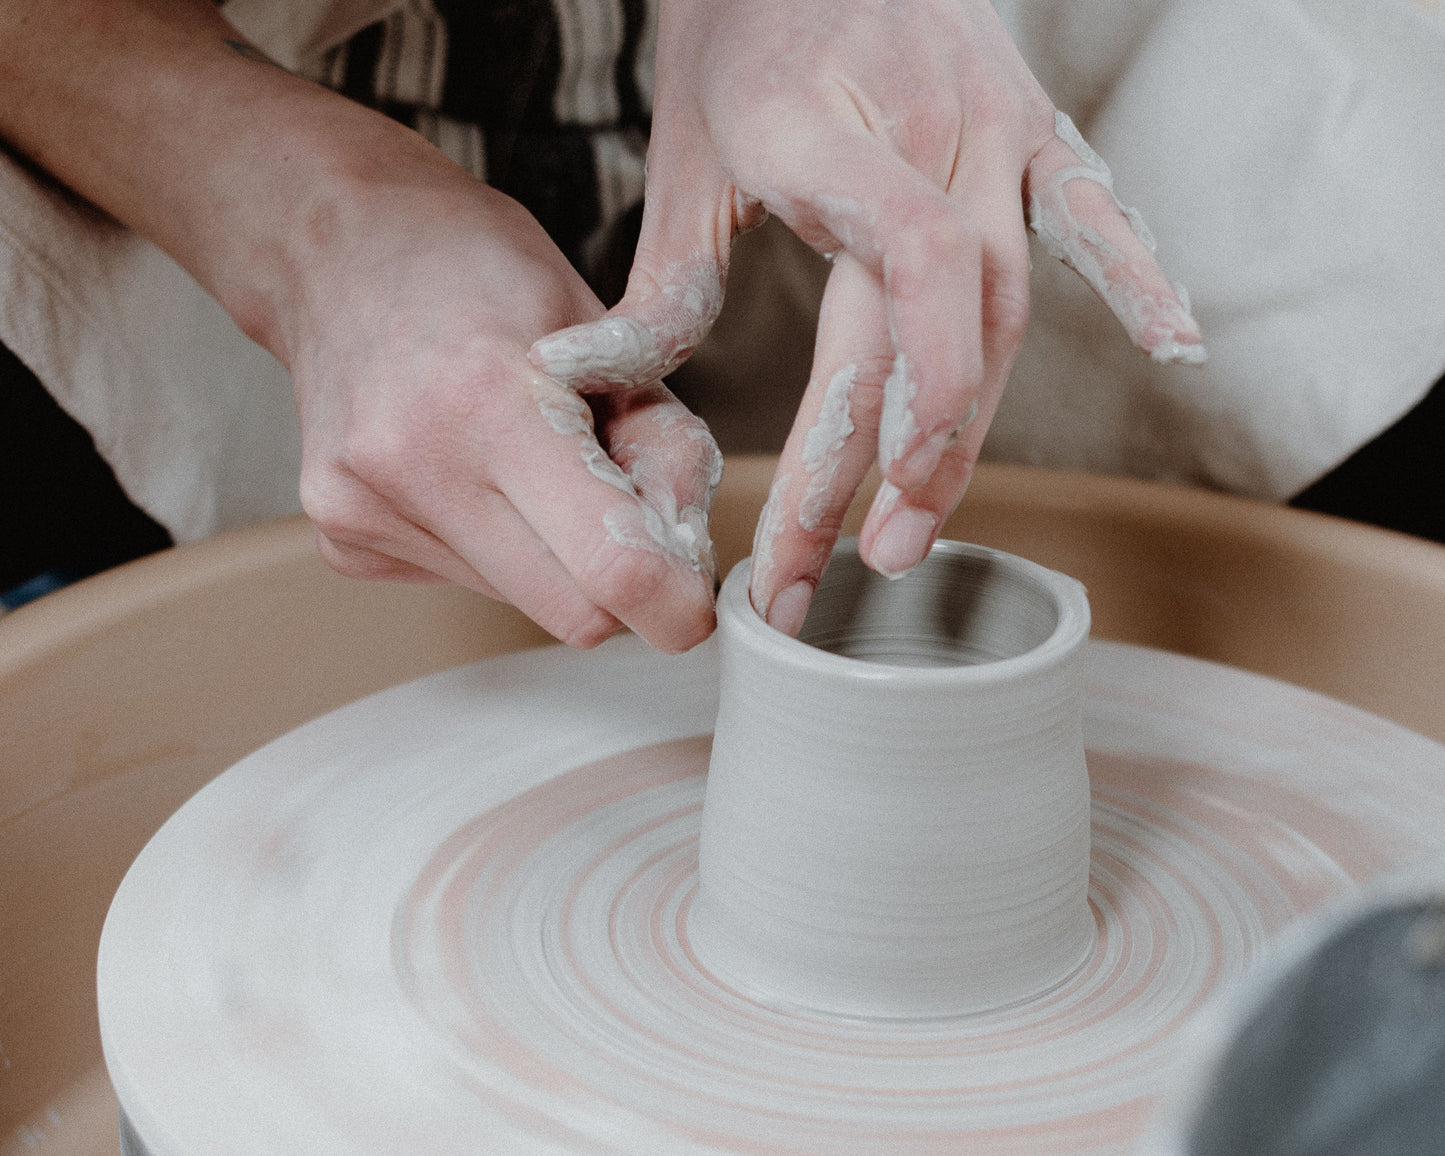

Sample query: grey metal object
[119,1110,149,1156]
[1184,898,1445,1156]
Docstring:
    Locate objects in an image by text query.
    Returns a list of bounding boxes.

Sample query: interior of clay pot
[798,539,1061,667]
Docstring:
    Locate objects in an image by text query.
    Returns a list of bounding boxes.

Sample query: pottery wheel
[99,636,1445,1154]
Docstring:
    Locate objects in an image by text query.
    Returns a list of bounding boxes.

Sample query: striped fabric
[296,0,656,301]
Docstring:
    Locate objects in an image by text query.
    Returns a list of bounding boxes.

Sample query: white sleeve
[988,0,1445,499]
[0,145,301,542]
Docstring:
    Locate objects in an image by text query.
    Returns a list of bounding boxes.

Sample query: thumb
[528,160,754,391]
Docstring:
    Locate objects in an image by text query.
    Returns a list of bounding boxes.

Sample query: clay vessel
[689,538,1094,1018]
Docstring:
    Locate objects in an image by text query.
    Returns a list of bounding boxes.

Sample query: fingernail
[1148,337,1208,366]
[869,506,937,579]
[765,580,814,637]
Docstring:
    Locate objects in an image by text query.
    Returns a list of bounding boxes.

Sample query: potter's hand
[292,183,721,653]
[528,0,1203,635]
[0,1,719,653]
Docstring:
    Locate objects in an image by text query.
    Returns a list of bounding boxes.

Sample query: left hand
[530,0,1204,635]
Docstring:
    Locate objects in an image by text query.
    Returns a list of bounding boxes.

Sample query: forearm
[0,0,464,362]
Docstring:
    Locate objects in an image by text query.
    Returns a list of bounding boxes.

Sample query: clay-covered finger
[746,254,891,636]
[527,256,726,391]
[1026,110,1205,365]
[855,329,1005,581]
[857,452,974,581]
[861,120,1039,502]
[851,146,1033,580]
[595,384,726,589]
[489,373,719,653]
[526,128,763,393]
[755,133,990,496]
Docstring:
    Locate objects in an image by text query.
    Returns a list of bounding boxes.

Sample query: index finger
[494,374,720,653]
[753,128,989,495]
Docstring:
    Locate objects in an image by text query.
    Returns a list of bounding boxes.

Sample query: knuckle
[987,275,1031,347]
[323,361,510,500]
[299,463,407,557]
[900,201,980,267]
[990,79,1051,134]
[849,353,899,389]
[339,415,424,495]
[840,353,896,424]
[313,532,386,581]
[886,201,979,301]
[962,67,1053,149]
[961,83,1018,137]
[298,467,366,542]
[578,540,672,620]
[553,606,621,650]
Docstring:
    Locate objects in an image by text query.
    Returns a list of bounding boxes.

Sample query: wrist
[199,98,471,363]
[251,115,543,370]
[0,1,485,365]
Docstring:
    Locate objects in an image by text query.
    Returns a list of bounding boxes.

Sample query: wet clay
[1029,111,1206,366]
[529,258,725,389]
[693,543,1094,1018]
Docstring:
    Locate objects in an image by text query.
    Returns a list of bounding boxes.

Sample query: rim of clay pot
[727,538,1090,685]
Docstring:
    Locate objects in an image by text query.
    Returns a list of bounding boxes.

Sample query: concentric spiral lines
[100,639,1445,1155]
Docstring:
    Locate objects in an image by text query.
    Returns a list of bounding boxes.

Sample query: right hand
[284,171,722,653]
